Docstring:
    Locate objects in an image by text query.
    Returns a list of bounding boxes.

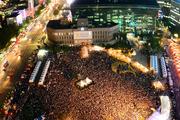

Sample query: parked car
[3,60,9,68]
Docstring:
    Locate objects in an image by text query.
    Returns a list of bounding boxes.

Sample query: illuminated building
[157,0,171,18]
[157,0,171,7]
[27,0,43,17]
[47,18,119,45]
[14,6,27,20]
[71,0,159,33]
[6,12,23,25]
[169,0,180,26]
[0,0,30,27]
[28,0,35,17]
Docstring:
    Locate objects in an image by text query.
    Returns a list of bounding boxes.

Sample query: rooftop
[47,20,118,29]
[14,5,28,10]
[72,0,159,7]
[47,20,75,29]
[6,12,19,17]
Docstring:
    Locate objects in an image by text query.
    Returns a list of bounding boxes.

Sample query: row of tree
[140,32,163,55]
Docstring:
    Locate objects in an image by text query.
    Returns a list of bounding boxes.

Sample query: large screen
[74,31,92,40]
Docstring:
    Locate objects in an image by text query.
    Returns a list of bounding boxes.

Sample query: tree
[53,9,59,16]
[141,33,162,55]
[35,5,44,17]
[46,0,51,4]
[0,24,19,49]
[0,102,3,109]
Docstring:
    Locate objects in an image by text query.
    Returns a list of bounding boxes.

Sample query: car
[20,74,26,79]
[28,57,33,60]
[8,69,14,76]
[37,45,41,49]
[32,51,37,55]
[3,60,9,68]
[32,54,36,58]
[27,63,33,68]
[25,67,31,71]
[23,70,28,74]
[28,57,33,61]
[3,69,6,72]
[6,76,11,81]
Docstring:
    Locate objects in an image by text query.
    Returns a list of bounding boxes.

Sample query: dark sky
[72,0,158,6]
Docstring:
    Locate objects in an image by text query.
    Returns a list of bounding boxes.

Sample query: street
[0,0,65,102]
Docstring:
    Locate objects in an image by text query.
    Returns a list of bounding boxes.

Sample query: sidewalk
[169,61,180,119]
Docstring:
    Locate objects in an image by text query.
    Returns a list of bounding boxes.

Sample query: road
[161,27,180,119]
[0,0,66,102]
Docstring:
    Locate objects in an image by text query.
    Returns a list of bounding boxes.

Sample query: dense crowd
[28,47,159,120]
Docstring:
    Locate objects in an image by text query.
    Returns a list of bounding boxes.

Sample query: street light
[174,33,179,38]
[37,49,48,60]
[66,0,74,5]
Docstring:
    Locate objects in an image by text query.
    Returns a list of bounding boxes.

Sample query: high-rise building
[46,18,119,45]
[71,0,159,33]
[156,0,171,19]
[28,0,35,17]
[157,0,171,7]
[169,0,180,26]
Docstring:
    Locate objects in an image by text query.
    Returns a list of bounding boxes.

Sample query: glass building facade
[71,0,159,33]
[157,0,171,7]
[170,0,180,26]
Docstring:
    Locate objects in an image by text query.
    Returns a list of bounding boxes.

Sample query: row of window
[52,31,112,41]
[93,31,109,35]
[60,40,74,45]
[54,32,73,36]
[93,35,108,39]
[55,35,73,40]
[91,15,153,19]
[54,31,110,36]
[55,35,109,39]
[55,37,111,43]
[170,14,180,24]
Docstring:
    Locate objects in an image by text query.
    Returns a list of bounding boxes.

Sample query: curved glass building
[170,0,180,26]
[71,0,160,33]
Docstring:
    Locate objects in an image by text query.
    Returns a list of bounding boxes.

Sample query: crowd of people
[25,46,159,120]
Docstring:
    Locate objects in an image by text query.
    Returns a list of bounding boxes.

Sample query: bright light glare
[11,37,16,42]
[37,49,48,59]
[152,81,165,91]
[92,46,105,51]
[148,96,171,120]
[174,33,178,38]
[67,0,75,5]
[77,77,93,88]
[18,55,21,60]
[80,46,89,58]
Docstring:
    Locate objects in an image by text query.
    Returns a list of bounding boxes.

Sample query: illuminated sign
[74,31,92,40]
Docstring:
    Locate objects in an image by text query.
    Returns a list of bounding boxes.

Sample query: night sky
[72,0,159,6]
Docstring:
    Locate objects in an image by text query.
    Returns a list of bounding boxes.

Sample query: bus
[160,57,167,78]
[150,55,159,74]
